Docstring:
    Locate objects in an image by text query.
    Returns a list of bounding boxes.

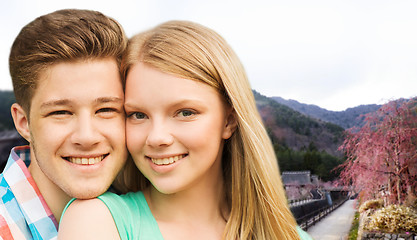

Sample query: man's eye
[97,108,118,114]
[96,107,121,119]
[129,112,147,120]
[48,110,71,116]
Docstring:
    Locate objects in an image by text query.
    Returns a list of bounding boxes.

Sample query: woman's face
[124,63,235,194]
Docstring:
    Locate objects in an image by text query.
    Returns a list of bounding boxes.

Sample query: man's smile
[64,154,108,165]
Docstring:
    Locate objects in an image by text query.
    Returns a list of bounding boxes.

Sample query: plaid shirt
[0,146,58,240]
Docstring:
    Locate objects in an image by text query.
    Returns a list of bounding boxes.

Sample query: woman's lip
[147,154,187,166]
[146,154,187,174]
[146,153,188,159]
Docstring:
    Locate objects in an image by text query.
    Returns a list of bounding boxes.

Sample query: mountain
[0,90,346,155]
[255,91,346,180]
[271,96,381,129]
[254,91,344,156]
[0,89,345,180]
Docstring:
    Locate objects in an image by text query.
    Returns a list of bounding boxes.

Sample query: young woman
[59,20,312,240]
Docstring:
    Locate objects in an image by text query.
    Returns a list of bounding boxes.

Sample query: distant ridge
[271,96,381,129]
[254,91,344,156]
[0,90,373,156]
[0,89,345,180]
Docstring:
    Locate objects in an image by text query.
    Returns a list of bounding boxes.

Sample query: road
[307,199,357,240]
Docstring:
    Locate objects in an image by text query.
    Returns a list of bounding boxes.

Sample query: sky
[1,0,416,111]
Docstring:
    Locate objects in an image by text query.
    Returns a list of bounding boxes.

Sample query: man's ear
[222,109,238,140]
[11,103,31,142]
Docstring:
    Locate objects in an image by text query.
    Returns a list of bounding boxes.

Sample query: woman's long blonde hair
[118,20,300,239]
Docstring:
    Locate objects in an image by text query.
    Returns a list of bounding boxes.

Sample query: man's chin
[69,188,108,199]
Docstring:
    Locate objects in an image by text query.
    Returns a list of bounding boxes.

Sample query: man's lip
[63,153,109,165]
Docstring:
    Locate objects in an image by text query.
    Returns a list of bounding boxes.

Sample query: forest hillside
[272,96,381,129]
[0,90,389,181]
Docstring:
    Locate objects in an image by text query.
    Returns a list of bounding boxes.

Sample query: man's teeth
[151,155,185,165]
[68,156,105,165]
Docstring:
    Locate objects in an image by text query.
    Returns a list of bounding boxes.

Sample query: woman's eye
[129,112,147,120]
[177,110,196,118]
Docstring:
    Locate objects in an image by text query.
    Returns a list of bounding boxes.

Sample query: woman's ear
[222,108,237,140]
[11,103,31,142]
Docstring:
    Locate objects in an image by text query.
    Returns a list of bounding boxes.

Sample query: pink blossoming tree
[338,98,417,205]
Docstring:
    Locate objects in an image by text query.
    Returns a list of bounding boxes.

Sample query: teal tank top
[62,191,312,240]
[98,191,164,240]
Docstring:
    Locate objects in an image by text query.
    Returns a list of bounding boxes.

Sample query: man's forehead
[28,58,123,113]
[39,96,124,108]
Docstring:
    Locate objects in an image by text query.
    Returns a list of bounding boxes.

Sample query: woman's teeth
[68,155,105,165]
[151,154,185,165]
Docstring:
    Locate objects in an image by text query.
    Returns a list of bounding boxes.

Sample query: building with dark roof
[282,171,314,186]
[282,171,322,200]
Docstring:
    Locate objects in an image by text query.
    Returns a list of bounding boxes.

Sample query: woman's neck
[144,175,228,240]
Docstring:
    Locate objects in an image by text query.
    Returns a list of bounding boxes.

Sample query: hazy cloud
[1,0,416,111]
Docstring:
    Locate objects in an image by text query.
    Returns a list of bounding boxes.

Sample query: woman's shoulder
[58,198,120,240]
[61,198,112,223]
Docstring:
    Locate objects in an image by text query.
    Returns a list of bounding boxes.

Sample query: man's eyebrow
[95,97,123,104]
[40,99,72,109]
[40,97,123,109]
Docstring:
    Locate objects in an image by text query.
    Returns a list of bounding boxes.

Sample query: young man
[0,9,128,239]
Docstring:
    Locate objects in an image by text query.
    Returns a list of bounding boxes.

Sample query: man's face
[28,58,127,199]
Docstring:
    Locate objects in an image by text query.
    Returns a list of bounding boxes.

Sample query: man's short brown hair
[9,9,127,114]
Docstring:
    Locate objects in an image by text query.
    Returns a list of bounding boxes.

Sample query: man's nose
[71,115,102,148]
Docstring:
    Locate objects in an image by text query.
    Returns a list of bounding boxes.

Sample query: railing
[289,198,317,207]
[296,198,348,230]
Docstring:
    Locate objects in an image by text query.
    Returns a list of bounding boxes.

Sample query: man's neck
[28,159,71,222]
